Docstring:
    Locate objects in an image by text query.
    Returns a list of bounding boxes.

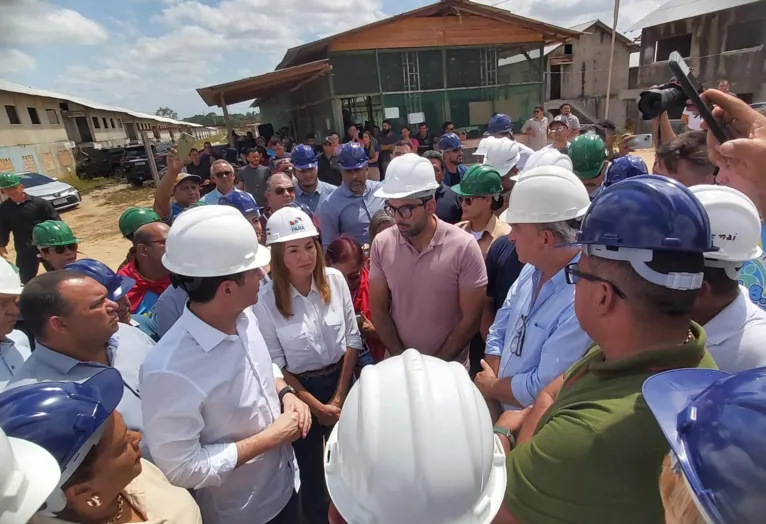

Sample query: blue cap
[438,132,462,151]
[643,367,766,524]
[604,155,649,188]
[0,368,124,503]
[290,144,318,170]
[574,175,715,254]
[487,113,513,135]
[218,191,260,218]
[64,258,135,302]
[338,142,368,170]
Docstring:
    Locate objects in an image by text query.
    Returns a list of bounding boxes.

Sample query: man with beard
[377,119,398,178]
[369,154,486,369]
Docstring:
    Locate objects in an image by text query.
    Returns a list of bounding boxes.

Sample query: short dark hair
[560,103,571,110]
[535,105,544,112]
[20,271,79,340]
[246,147,259,156]
[347,123,357,130]
[597,119,616,131]
[203,141,212,147]
[189,147,199,154]
[305,133,314,140]
[173,272,247,304]
[655,131,715,178]
[588,124,606,141]
[382,119,391,126]
[702,266,740,298]
[395,139,414,149]
[442,121,453,131]
[268,137,282,147]
[418,122,428,127]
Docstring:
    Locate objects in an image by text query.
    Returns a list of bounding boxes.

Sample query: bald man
[261,173,323,239]
[117,222,172,315]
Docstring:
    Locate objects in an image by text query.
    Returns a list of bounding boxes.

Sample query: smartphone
[628,134,653,149]
[668,52,729,145]
[175,132,196,160]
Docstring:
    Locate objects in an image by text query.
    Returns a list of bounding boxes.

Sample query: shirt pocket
[322,308,346,345]
[276,322,311,355]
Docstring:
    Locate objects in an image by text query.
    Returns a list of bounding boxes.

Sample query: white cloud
[0,0,108,46]
[0,49,37,73]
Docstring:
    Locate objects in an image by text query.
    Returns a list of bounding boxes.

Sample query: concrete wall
[0,91,69,147]
[0,143,76,179]
[638,2,766,100]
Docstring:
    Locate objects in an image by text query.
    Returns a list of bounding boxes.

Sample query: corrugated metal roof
[629,0,762,30]
[0,79,202,127]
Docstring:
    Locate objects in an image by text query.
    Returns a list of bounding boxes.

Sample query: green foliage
[155,107,180,120]
[182,111,260,127]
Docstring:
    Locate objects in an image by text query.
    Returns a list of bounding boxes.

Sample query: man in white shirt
[0,258,29,390]
[140,205,312,524]
[520,106,549,150]
[682,102,703,131]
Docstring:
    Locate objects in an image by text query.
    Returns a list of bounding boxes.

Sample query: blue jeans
[294,367,341,524]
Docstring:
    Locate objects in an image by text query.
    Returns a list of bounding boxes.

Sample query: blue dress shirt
[317,180,386,248]
[295,180,337,213]
[485,254,592,410]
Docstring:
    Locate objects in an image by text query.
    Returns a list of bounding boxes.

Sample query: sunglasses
[215,170,234,177]
[274,186,295,196]
[564,262,627,299]
[459,196,487,205]
[45,244,78,255]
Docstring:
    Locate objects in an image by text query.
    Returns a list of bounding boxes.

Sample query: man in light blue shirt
[475,165,593,413]
[318,142,385,248]
[202,159,244,204]
[291,144,337,213]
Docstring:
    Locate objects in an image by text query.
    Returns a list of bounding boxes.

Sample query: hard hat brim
[339,162,367,170]
[373,183,438,200]
[266,229,318,245]
[501,203,589,225]
[162,244,271,277]
[110,275,136,302]
[294,162,318,170]
[5,437,61,523]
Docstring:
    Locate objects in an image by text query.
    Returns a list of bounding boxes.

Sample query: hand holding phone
[175,132,196,161]
[627,134,653,150]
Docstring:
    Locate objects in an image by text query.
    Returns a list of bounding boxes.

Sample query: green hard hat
[0,173,21,189]
[119,207,161,238]
[32,220,79,248]
[569,134,607,180]
[452,164,504,197]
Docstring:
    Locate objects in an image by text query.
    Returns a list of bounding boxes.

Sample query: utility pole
[604,0,621,119]
[141,130,161,186]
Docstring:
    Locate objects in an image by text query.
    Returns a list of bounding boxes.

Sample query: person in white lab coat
[254,206,363,524]
[140,205,312,524]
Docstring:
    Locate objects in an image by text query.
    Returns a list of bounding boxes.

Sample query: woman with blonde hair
[254,206,362,524]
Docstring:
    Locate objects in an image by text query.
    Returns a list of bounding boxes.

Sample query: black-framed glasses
[459,196,489,206]
[385,197,431,219]
[565,262,627,299]
[50,243,78,255]
[274,186,296,196]
[510,314,528,357]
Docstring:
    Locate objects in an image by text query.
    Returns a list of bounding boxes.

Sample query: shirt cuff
[484,342,502,357]
[271,362,284,380]
[510,373,535,408]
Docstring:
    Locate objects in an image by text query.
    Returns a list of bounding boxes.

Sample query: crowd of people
[1,89,766,524]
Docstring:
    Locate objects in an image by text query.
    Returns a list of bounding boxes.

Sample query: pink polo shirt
[369,218,487,366]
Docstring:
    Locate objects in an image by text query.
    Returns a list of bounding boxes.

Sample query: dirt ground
[7,148,657,272]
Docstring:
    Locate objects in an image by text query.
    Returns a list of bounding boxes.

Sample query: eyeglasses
[214,170,234,178]
[459,196,488,206]
[510,314,528,357]
[49,244,78,255]
[385,197,430,219]
[274,186,295,196]
[565,262,627,299]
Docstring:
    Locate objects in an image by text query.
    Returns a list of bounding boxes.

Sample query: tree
[156,107,179,120]
[182,111,261,127]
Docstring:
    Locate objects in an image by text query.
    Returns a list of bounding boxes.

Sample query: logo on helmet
[289,217,305,233]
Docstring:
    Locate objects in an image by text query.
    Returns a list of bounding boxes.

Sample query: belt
[299,359,343,379]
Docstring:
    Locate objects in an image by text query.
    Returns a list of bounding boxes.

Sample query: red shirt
[353,267,385,362]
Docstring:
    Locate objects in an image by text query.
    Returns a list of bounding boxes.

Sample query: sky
[0,0,663,119]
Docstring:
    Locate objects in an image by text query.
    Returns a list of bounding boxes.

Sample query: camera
[637,82,687,120]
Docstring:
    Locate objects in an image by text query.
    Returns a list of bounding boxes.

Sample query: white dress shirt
[0,330,31,391]
[140,306,299,524]
[254,267,363,374]
[704,286,766,373]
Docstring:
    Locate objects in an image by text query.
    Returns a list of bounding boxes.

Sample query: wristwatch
[493,426,517,448]
[278,386,297,404]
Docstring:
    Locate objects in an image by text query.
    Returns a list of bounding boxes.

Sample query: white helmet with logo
[325,349,507,524]
[374,153,439,199]
[266,207,319,245]
[501,165,589,224]
[0,258,22,295]
[483,137,520,176]
[690,185,763,279]
[163,205,271,277]
[511,148,574,180]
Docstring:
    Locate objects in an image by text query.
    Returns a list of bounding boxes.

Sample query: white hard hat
[474,137,494,157]
[374,154,439,199]
[0,258,22,295]
[162,205,271,277]
[325,349,507,524]
[501,165,590,224]
[511,148,573,181]
[265,207,319,245]
[690,185,763,266]
[0,428,61,524]
[483,137,520,175]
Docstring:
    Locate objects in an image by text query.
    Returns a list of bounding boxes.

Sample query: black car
[76,146,125,180]
[121,144,171,187]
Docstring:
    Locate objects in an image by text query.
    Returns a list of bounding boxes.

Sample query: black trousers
[292,369,341,524]
[267,491,301,524]
[16,248,40,284]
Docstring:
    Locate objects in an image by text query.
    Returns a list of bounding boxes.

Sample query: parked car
[121,143,170,187]
[0,172,82,211]
[76,146,125,180]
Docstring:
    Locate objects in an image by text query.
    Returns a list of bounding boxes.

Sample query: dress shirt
[6,323,154,432]
[153,284,189,338]
[317,180,385,248]
[254,268,363,374]
[0,330,31,391]
[295,180,337,214]
[485,254,592,410]
[703,286,766,372]
[435,183,462,224]
[140,306,298,524]
[33,459,202,524]
[202,187,244,205]
[455,214,511,258]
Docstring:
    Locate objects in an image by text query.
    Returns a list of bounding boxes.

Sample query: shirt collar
[397,217,447,247]
[296,182,327,197]
[531,252,580,294]
[704,287,753,346]
[290,277,319,299]
[340,181,372,198]
[180,305,239,353]
[32,338,117,373]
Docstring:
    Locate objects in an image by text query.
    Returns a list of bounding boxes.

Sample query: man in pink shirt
[368,153,487,368]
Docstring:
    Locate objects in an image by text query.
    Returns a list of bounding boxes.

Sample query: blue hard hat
[290,144,318,170]
[643,367,766,524]
[570,175,715,290]
[219,191,260,218]
[439,132,462,151]
[64,258,135,302]
[604,155,649,188]
[487,113,513,135]
[0,368,123,512]
[338,142,368,170]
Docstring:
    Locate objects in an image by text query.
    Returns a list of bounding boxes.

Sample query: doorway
[75,117,93,142]
[550,65,562,100]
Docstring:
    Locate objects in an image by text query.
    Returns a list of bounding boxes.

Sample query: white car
[8,172,82,210]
